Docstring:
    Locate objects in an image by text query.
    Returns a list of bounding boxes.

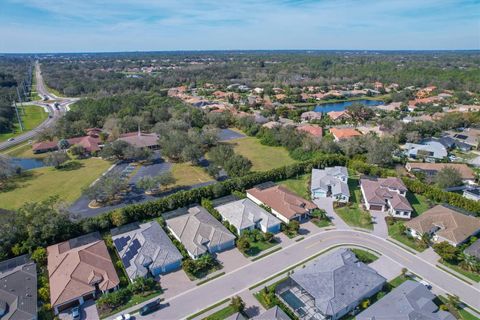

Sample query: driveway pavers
[369,210,389,238]
[313,198,350,229]
[160,269,195,300]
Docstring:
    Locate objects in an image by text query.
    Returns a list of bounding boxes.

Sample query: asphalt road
[0,61,78,152]
[107,229,480,320]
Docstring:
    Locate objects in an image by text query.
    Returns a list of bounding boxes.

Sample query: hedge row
[79,154,348,234]
[402,177,480,216]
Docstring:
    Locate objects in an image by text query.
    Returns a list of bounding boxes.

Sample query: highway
[107,229,480,320]
[0,61,78,152]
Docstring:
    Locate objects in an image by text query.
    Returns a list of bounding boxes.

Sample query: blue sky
[1,0,479,52]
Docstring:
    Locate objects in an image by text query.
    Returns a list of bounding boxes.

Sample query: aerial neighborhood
[1,50,480,320]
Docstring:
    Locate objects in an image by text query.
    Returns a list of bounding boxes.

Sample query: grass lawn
[203,305,238,320]
[227,136,296,171]
[311,218,332,228]
[171,162,214,187]
[406,192,432,216]
[388,274,409,288]
[351,248,379,264]
[279,174,310,199]
[0,158,111,209]
[458,309,480,320]
[387,221,427,252]
[441,260,480,282]
[335,178,373,230]
[243,239,279,257]
[2,142,48,159]
[0,105,48,142]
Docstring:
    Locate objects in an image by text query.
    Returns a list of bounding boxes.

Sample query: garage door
[369,205,383,211]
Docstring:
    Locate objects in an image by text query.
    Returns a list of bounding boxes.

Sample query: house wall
[390,208,412,219]
[208,239,235,254]
[266,223,282,234]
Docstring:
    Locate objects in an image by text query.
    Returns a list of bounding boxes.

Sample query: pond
[11,157,46,170]
[313,99,384,113]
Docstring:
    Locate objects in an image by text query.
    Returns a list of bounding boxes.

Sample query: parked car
[71,307,80,320]
[139,300,162,316]
[420,280,432,289]
[114,314,131,320]
[7,138,14,142]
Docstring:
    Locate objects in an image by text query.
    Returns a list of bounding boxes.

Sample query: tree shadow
[58,161,84,171]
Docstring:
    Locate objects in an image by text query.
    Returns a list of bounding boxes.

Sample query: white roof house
[403,141,448,160]
[215,198,282,235]
[311,167,350,202]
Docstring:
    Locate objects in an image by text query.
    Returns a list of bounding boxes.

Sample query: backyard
[0,105,48,142]
[279,174,310,200]
[0,158,111,209]
[227,136,297,172]
[335,178,373,230]
[406,192,432,216]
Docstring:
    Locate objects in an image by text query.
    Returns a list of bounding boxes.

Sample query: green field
[0,158,111,209]
[171,162,214,187]
[279,174,310,199]
[227,136,297,172]
[0,105,48,142]
[335,178,373,230]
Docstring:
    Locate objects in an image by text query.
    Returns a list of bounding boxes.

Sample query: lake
[11,158,46,170]
[313,99,384,113]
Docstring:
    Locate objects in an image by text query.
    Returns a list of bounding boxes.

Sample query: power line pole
[12,100,24,132]
[16,87,25,115]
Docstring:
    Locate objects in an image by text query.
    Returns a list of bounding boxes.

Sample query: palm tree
[459,253,479,272]
[420,233,431,247]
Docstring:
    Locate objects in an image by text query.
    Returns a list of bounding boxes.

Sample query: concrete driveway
[160,269,195,299]
[369,210,389,238]
[313,198,350,229]
[369,255,403,281]
[58,300,99,320]
[215,248,250,273]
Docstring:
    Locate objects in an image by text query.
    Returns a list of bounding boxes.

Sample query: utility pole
[13,100,24,132]
[16,87,25,115]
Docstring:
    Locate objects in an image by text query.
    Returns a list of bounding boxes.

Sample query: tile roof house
[311,167,350,202]
[300,111,322,122]
[329,127,362,141]
[111,221,182,281]
[252,306,290,320]
[356,280,455,320]
[405,162,476,185]
[360,177,413,219]
[402,141,448,161]
[247,182,317,223]
[47,232,120,314]
[166,206,236,259]
[405,205,480,246]
[117,131,159,149]
[276,248,385,320]
[214,198,282,235]
[327,110,351,122]
[32,135,102,154]
[297,124,323,138]
[0,255,37,320]
[464,239,480,260]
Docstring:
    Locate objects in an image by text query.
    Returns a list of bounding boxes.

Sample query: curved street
[107,228,480,320]
[0,61,78,151]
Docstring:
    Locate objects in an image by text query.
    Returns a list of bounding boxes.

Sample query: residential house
[166,206,236,259]
[356,280,455,320]
[117,131,159,149]
[247,182,317,223]
[276,248,386,320]
[402,141,448,161]
[296,124,323,138]
[111,221,182,282]
[215,198,282,235]
[0,255,37,320]
[300,111,322,122]
[447,128,480,150]
[405,162,476,185]
[47,232,120,314]
[329,127,362,141]
[434,136,472,152]
[327,110,351,122]
[310,167,350,202]
[360,177,413,218]
[463,187,480,201]
[405,205,480,246]
[464,239,480,260]
[252,306,290,320]
[33,128,103,154]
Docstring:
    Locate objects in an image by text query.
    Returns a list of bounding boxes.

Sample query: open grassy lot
[0,158,111,210]
[388,221,427,252]
[227,136,297,172]
[171,162,214,187]
[335,178,373,230]
[0,105,48,142]
[279,174,310,199]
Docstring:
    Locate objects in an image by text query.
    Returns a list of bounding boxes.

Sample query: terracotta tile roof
[360,177,412,211]
[405,205,480,244]
[47,233,119,308]
[247,184,317,220]
[406,162,475,180]
[329,127,362,140]
[33,135,102,153]
[297,125,323,137]
[327,111,350,121]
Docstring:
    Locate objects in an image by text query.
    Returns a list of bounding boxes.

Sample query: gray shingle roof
[215,198,281,233]
[290,248,386,317]
[253,306,290,320]
[464,239,480,259]
[166,206,236,257]
[356,280,455,320]
[311,167,350,197]
[0,255,37,320]
[112,221,182,280]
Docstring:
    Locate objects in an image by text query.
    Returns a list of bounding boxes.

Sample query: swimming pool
[313,99,384,113]
[280,290,306,316]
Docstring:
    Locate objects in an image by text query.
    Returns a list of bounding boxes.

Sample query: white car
[420,280,432,289]
[114,314,131,320]
[7,138,15,142]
